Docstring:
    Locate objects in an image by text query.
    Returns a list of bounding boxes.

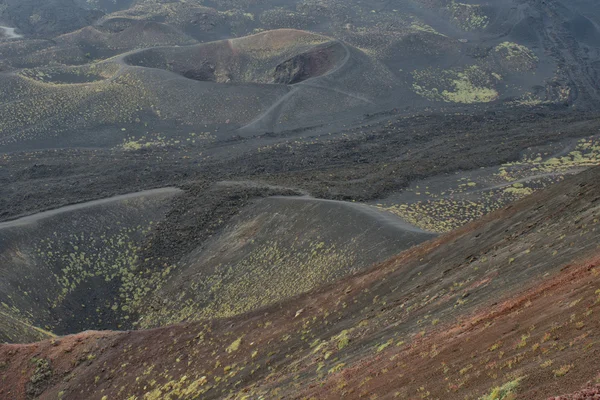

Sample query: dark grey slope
[136,195,436,328]
[0,0,104,36]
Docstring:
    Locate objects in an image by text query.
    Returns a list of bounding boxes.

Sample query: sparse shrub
[516,334,529,349]
[328,363,345,374]
[226,336,243,353]
[377,339,393,353]
[26,358,53,398]
[553,364,573,377]
[479,377,522,400]
[336,330,350,350]
[460,364,473,375]
[489,342,502,352]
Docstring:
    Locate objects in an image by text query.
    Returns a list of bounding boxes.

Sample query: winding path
[0,187,181,229]
[238,41,355,132]
[0,26,22,39]
[271,195,437,235]
[73,36,371,134]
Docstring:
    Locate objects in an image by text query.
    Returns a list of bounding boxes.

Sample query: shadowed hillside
[0,188,181,342]
[0,181,434,342]
[0,0,599,398]
[1,0,598,151]
[0,29,398,150]
[135,194,435,328]
[1,161,599,400]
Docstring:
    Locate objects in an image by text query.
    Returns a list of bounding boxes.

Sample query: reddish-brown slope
[551,384,600,399]
[301,254,600,399]
[1,166,600,400]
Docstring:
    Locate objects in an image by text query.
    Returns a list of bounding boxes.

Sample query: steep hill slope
[0,0,599,397]
[0,181,434,343]
[1,164,599,399]
[0,0,103,36]
[1,0,598,152]
[136,194,435,328]
[0,29,397,150]
[0,188,182,342]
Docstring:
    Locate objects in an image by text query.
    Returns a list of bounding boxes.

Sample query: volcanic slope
[0,29,395,150]
[0,181,434,343]
[123,28,396,132]
[0,19,197,69]
[90,0,600,111]
[2,164,600,400]
[0,0,103,36]
[135,193,436,329]
[0,188,182,343]
[1,0,596,153]
[374,134,600,233]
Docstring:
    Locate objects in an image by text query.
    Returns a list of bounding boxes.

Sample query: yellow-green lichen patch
[0,308,55,343]
[442,73,498,103]
[0,68,151,146]
[142,375,210,400]
[119,131,215,151]
[139,238,358,328]
[380,197,495,233]
[479,377,523,400]
[448,1,489,31]
[494,42,538,72]
[18,63,120,84]
[33,224,177,328]
[0,192,181,339]
[105,1,220,29]
[498,136,600,180]
[412,66,499,104]
[226,336,243,353]
[377,136,600,233]
[409,22,446,37]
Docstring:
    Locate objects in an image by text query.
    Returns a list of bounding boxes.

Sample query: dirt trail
[0,26,22,39]
[238,41,353,132]
[271,195,437,234]
[0,187,181,229]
